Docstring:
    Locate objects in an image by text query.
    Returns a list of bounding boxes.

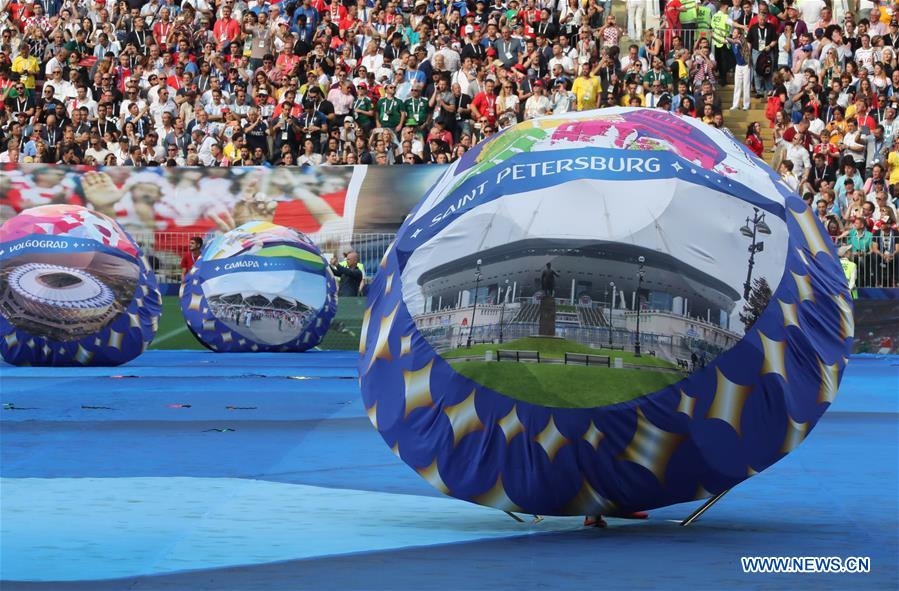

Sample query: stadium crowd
[0,0,896,284]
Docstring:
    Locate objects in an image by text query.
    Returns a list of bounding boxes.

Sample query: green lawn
[149,295,366,350]
[441,337,677,369]
[452,361,683,408]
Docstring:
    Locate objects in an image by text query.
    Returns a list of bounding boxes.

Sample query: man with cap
[549,78,574,114]
[885,20,899,48]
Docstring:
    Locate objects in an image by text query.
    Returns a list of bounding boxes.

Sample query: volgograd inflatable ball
[360,108,853,516]
[181,222,337,352]
[0,204,161,366]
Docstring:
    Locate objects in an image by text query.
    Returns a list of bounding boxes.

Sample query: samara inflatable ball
[0,204,161,366]
[181,221,337,352]
[360,108,853,516]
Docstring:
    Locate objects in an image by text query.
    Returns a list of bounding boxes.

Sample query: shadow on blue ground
[1,352,896,590]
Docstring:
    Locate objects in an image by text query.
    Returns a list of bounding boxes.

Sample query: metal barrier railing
[661,27,713,58]
[132,230,397,284]
[833,235,898,289]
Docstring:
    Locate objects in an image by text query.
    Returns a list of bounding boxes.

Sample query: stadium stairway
[719,85,778,166]
[576,305,608,327]
[512,303,540,324]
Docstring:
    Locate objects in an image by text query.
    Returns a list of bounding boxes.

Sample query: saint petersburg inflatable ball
[181,222,337,352]
[0,204,161,366]
[360,108,853,516]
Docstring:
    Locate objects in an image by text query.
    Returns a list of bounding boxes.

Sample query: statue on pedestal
[540,263,559,296]
[538,263,559,336]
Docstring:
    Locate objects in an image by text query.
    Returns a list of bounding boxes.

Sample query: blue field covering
[0,351,896,590]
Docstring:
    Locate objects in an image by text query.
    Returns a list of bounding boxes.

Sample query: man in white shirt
[798,0,825,27]
[435,36,461,72]
[855,34,876,73]
[620,44,648,73]
[69,85,98,119]
[149,87,178,129]
[547,42,575,75]
[45,68,76,102]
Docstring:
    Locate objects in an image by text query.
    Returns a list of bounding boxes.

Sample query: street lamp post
[608,281,616,349]
[740,208,772,301]
[634,256,646,358]
[467,258,483,348]
[499,278,509,343]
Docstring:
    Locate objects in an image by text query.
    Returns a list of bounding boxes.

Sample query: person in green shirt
[848,216,873,288]
[352,84,375,132]
[376,83,405,133]
[642,58,673,93]
[404,85,431,128]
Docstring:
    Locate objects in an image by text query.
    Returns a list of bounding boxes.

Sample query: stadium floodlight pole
[467,259,483,348]
[608,281,616,349]
[740,207,771,300]
[634,256,646,357]
[499,278,509,343]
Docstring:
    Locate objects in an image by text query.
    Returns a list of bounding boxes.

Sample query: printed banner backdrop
[0,164,446,246]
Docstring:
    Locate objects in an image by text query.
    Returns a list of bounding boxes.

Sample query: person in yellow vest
[839,245,858,299]
[679,0,699,29]
[11,44,40,92]
[571,63,600,111]
[711,0,735,85]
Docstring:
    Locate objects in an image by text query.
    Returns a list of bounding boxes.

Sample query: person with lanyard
[6,82,35,120]
[865,124,892,178]
[298,99,324,153]
[376,82,405,135]
[470,78,498,129]
[352,84,375,133]
[642,57,673,94]
[404,84,430,129]
[11,44,40,93]
[748,2,777,98]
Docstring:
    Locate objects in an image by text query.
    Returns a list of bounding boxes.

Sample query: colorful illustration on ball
[180,221,337,352]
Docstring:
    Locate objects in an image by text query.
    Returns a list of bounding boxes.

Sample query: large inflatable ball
[0,204,161,366]
[360,108,853,516]
[181,222,337,352]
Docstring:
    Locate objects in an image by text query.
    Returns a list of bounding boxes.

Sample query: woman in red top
[745,122,764,157]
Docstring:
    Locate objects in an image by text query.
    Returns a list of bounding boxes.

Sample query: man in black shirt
[331,251,363,297]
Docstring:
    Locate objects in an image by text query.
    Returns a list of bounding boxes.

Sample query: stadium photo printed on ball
[180,221,337,352]
[360,108,853,517]
[401,108,788,407]
[0,204,160,366]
